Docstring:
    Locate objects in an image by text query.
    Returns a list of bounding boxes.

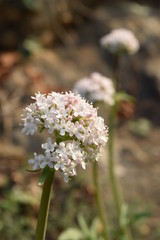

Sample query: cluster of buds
[100,28,139,55]
[73,72,115,106]
[22,92,108,182]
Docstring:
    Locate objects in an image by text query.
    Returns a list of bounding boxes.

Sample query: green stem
[113,53,121,92]
[108,104,132,240]
[108,104,122,217]
[109,52,133,240]
[92,161,110,240]
[35,169,55,240]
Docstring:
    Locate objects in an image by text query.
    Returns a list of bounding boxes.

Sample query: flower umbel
[100,28,139,55]
[22,91,108,182]
[73,72,115,106]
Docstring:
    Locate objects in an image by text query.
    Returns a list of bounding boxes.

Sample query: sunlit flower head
[73,72,115,106]
[100,28,139,55]
[22,91,108,182]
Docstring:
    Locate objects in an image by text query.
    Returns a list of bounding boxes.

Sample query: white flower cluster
[22,91,108,182]
[100,28,139,55]
[73,72,115,106]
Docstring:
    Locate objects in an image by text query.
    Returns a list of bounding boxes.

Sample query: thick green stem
[35,169,55,240]
[92,161,110,240]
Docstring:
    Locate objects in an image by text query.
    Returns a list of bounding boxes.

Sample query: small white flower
[28,153,43,170]
[21,117,37,135]
[41,138,57,153]
[54,155,68,171]
[100,28,139,55]
[40,152,55,169]
[73,72,115,106]
[32,92,50,110]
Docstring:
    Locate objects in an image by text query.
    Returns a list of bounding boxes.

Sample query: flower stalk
[108,101,133,240]
[92,161,110,240]
[108,103,122,214]
[35,169,55,240]
[108,53,133,239]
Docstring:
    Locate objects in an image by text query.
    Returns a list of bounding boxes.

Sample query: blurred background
[0,0,160,239]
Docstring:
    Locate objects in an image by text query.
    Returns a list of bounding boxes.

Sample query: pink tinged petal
[68,116,72,121]
[66,159,71,165]
[35,118,41,124]
[75,132,82,140]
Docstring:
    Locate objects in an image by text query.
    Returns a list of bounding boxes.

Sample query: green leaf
[22,0,40,10]
[120,204,129,228]
[78,214,90,237]
[90,218,100,240]
[115,92,135,104]
[128,118,152,137]
[22,38,42,57]
[38,166,49,186]
[130,211,151,225]
[58,228,83,240]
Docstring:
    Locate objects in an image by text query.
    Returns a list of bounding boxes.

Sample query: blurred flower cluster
[73,72,115,106]
[22,92,108,182]
[100,28,139,54]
